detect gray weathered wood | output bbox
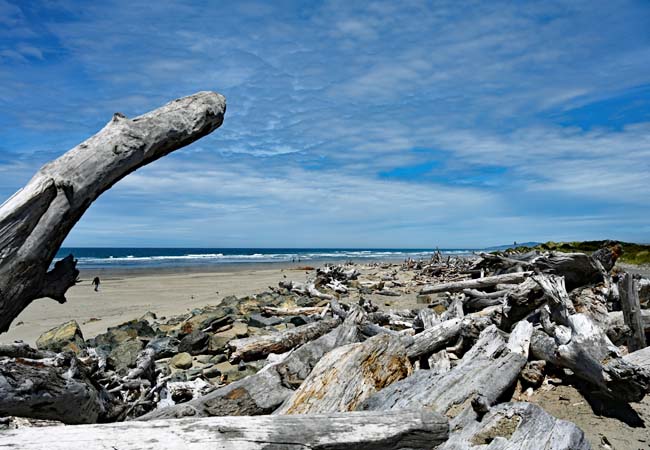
[360,322,532,415]
[0,342,54,359]
[530,274,650,402]
[139,310,365,420]
[275,333,412,414]
[228,317,340,363]
[531,315,650,402]
[624,346,650,371]
[439,402,590,450]
[0,355,106,424]
[0,409,449,450]
[406,318,462,359]
[420,272,531,295]
[0,92,226,333]
[618,272,647,351]
[608,310,650,333]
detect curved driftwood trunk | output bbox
[0,91,226,333]
[0,409,449,450]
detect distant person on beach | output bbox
[92,276,101,292]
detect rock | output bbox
[208,322,249,353]
[179,331,210,355]
[139,311,157,325]
[90,319,154,349]
[289,315,311,326]
[195,355,214,364]
[416,294,431,304]
[186,368,204,380]
[248,313,284,328]
[107,338,144,373]
[36,320,85,353]
[170,352,193,370]
[214,361,258,383]
[181,308,232,334]
[89,328,132,348]
[210,354,227,364]
[237,297,266,315]
[520,360,546,388]
[202,365,221,379]
[113,319,156,338]
[146,336,180,358]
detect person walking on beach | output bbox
[92,276,101,292]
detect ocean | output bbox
[55,248,482,270]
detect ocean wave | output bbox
[64,248,479,268]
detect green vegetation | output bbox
[503,240,650,265]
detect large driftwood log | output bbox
[275,333,412,414]
[0,92,226,333]
[439,402,590,450]
[406,318,462,359]
[227,317,339,363]
[0,409,449,450]
[359,322,532,415]
[0,355,106,424]
[139,309,366,420]
[420,272,531,295]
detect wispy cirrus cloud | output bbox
[0,0,649,246]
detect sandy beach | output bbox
[2,257,650,448]
[2,264,312,346]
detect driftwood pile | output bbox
[2,243,650,448]
[1,93,649,448]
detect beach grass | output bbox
[502,240,650,265]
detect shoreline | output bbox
[4,258,418,346]
[6,258,649,347]
[3,264,318,346]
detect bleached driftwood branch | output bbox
[0,409,449,450]
[0,91,226,333]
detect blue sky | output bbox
[1,0,649,248]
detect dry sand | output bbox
[2,264,310,346]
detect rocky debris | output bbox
[2,246,649,449]
[178,330,210,355]
[107,338,144,374]
[35,320,85,353]
[170,352,193,370]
